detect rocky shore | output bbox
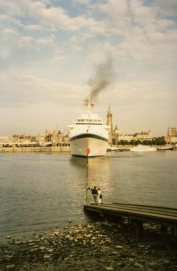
[0,221,177,271]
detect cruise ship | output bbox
[67,94,110,158]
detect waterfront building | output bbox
[117,134,134,142]
[167,127,177,137]
[106,106,152,144]
[44,129,69,146]
[117,131,152,143]
[133,131,152,141]
[12,135,19,143]
[0,136,9,143]
[163,136,177,144]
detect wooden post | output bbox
[161,225,168,235]
[135,221,143,236]
[86,156,89,205]
[85,148,90,205]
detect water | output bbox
[0,151,177,240]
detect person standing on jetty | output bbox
[87,186,98,204]
[97,188,102,205]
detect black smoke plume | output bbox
[85,57,115,102]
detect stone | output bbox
[149,262,158,267]
[47,249,53,253]
[163,260,170,264]
[6,236,11,239]
[134,262,144,269]
[14,241,21,245]
[116,246,123,249]
[6,265,15,270]
[39,246,46,250]
[44,255,50,259]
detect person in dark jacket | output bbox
[87,186,98,204]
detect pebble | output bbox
[39,246,46,250]
[134,262,144,268]
[47,249,53,253]
[14,241,21,245]
[44,255,50,259]
[6,265,15,270]
[28,243,35,246]
[149,262,158,266]
[0,222,176,271]
[164,260,170,264]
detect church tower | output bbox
[107,105,113,144]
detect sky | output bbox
[0,0,177,138]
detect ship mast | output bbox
[87,92,94,118]
[83,92,95,118]
[88,92,91,117]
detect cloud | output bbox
[18,36,33,47]
[3,28,19,35]
[156,0,177,17]
[25,25,43,30]
[36,34,55,44]
[72,0,90,4]
[0,14,23,27]
[0,0,108,34]
[0,71,84,108]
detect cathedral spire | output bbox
[108,104,112,114]
[107,105,113,144]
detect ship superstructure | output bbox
[67,95,110,157]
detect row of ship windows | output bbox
[75,123,102,125]
[77,120,101,122]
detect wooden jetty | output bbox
[84,203,177,236]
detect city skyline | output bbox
[1,0,177,137]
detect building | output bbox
[167,127,177,137]
[133,131,152,141]
[163,136,177,144]
[106,105,152,144]
[0,136,9,143]
[117,131,152,143]
[44,129,69,146]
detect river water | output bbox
[0,151,177,240]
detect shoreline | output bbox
[0,220,177,271]
[0,145,176,153]
[0,146,71,153]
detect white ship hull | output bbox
[70,134,108,157]
[68,94,110,158]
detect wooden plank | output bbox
[101,204,177,217]
[84,204,177,226]
[112,203,177,215]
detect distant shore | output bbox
[0,146,71,153]
[0,145,176,153]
